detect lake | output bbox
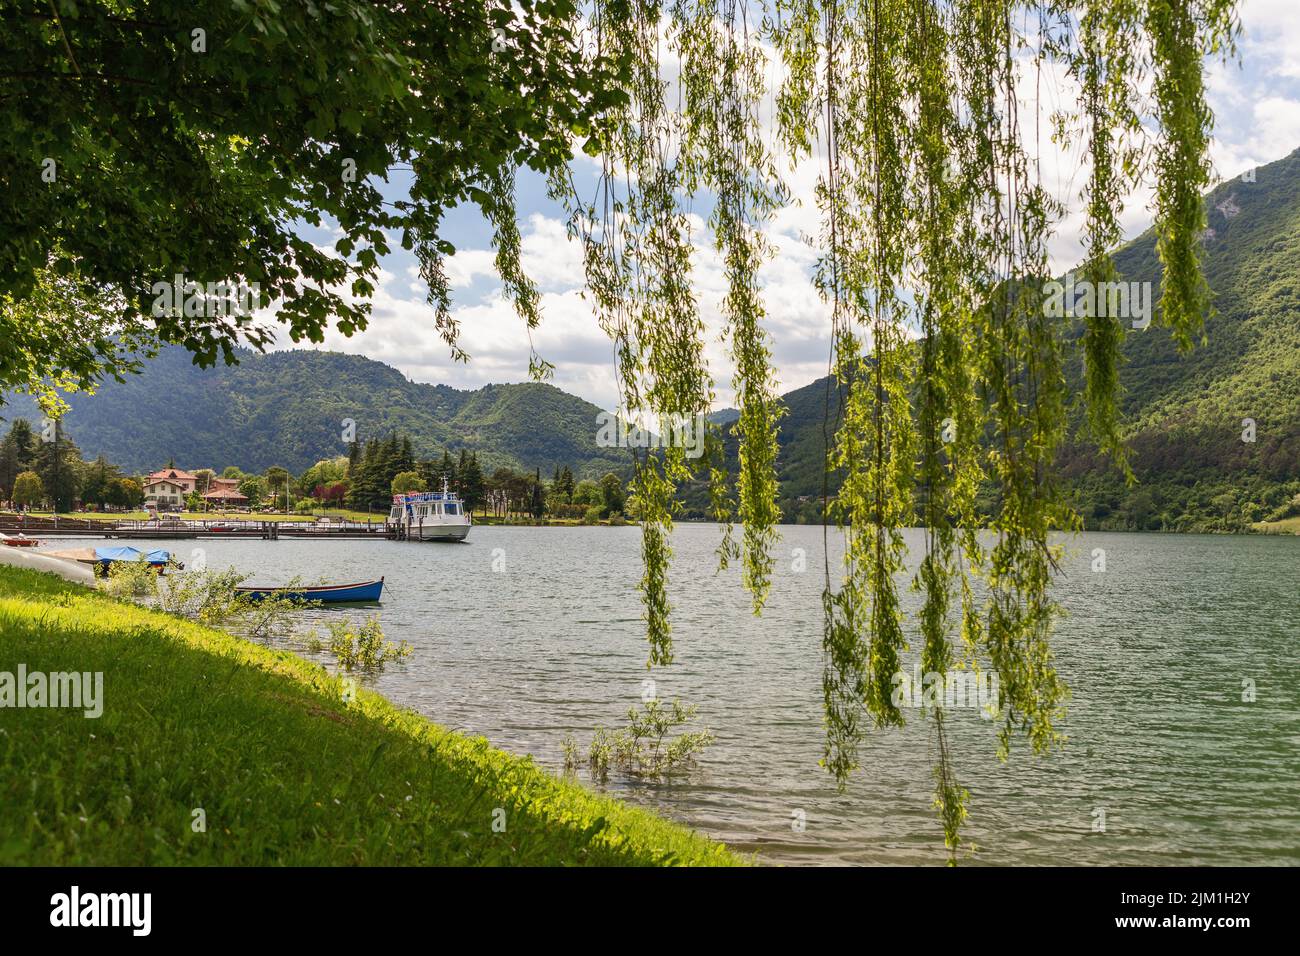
[41,525,1299,865]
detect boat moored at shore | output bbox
[387,480,471,542]
[235,578,384,603]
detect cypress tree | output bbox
[0,419,37,499]
[35,420,82,512]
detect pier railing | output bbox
[1,513,387,539]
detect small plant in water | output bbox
[327,615,412,672]
[582,699,714,784]
[587,729,613,783]
[561,735,581,776]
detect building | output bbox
[201,487,250,508]
[145,468,198,493]
[142,468,200,510]
[142,468,253,510]
[202,477,248,509]
[142,477,189,510]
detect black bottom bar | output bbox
[0,866,1287,942]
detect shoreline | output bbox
[0,564,738,866]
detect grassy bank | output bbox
[0,565,736,866]
[1253,516,1300,534]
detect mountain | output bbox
[0,347,630,479]
[5,150,1296,528]
[1056,148,1300,529]
[710,148,1300,531]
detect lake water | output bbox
[42,525,1299,866]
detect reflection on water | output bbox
[45,525,1300,865]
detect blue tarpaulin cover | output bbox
[94,546,170,564]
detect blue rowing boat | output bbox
[235,577,384,603]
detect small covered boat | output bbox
[93,546,175,574]
[235,577,384,603]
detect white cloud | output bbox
[281,0,1299,413]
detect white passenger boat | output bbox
[388,480,471,542]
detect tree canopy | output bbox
[1,0,623,399]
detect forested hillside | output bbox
[0,347,630,479]
[1059,147,1300,530]
[704,149,1300,532]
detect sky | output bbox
[270,0,1300,414]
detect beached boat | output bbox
[92,546,175,574]
[235,578,384,603]
[388,478,471,542]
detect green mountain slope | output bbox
[0,347,628,479]
[1058,148,1300,529]
[1063,147,1300,474]
[718,148,1300,530]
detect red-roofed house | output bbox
[143,468,198,509]
[145,468,198,492]
[201,486,250,507]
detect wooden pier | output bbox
[0,516,388,541]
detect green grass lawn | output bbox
[0,565,737,866]
[1252,516,1300,534]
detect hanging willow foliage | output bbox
[677,0,788,610]
[541,0,1236,858]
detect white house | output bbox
[143,468,197,510]
[142,478,188,510]
[145,468,198,493]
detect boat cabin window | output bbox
[400,499,461,520]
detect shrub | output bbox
[139,567,310,643]
[103,559,162,598]
[1266,493,1300,522]
[583,699,714,784]
[326,615,412,672]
